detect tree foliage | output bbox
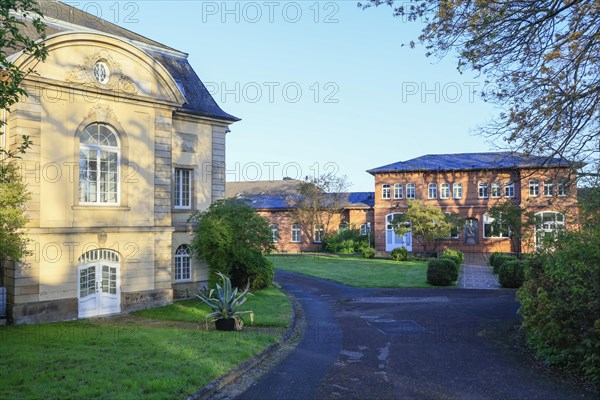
[487,200,535,257]
[392,200,460,253]
[0,162,29,285]
[189,199,275,290]
[1,0,47,158]
[286,173,350,243]
[360,0,599,169]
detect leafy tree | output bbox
[189,199,275,290]
[360,1,599,170]
[487,200,535,258]
[1,0,47,158]
[0,162,29,286]
[392,200,460,253]
[286,173,350,244]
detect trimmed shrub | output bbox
[498,259,524,288]
[440,256,460,281]
[427,258,458,286]
[390,247,409,261]
[492,254,517,274]
[443,248,464,264]
[488,252,504,268]
[361,247,375,259]
[230,249,274,291]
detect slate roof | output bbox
[367,152,571,174]
[6,1,239,122]
[238,192,375,210]
[225,179,304,198]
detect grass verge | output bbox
[0,287,291,399]
[270,253,433,287]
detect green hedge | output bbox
[322,228,371,254]
[442,248,464,264]
[498,259,524,288]
[491,254,517,274]
[390,247,409,261]
[427,258,458,286]
[440,256,460,281]
[362,247,375,259]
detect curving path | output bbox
[236,270,596,400]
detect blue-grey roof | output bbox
[239,192,375,210]
[367,152,571,174]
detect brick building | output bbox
[367,152,578,255]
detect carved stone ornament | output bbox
[176,133,197,153]
[87,103,120,125]
[66,49,138,95]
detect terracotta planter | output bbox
[215,318,242,331]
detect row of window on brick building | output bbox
[381,180,568,200]
[268,223,371,244]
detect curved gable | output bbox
[12,31,186,106]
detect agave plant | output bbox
[196,272,254,330]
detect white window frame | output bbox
[314,224,324,243]
[491,182,502,198]
[483,213,510,238]
[543,182,554,197]
[406,183,416,199]
[428,183,438,199]
[174,244,191,282]
[382,184,391,199]
[291,223,302,243]
[529,180,540,197]
[174,168,192,209]
[445,212,459,239]
[478,182,489,199]
[394,184,403,199]
[453,183,463,199]
[534,211,565,247]
[557,180,568,196]
[505,182,515,198]
[440,183,450,199]
[360,223,370,236]
[270,224,279,243]
[79,123,120,206]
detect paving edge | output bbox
[188,285,303,400]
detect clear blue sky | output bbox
[74,1,498,191]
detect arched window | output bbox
[79,123,120,205]
[174,245,191,281]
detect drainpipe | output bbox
[1,108,6,162]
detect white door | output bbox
[78,250,121,318]
[385,213,412,252]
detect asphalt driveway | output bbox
[238,270,596,400]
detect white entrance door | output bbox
[78,250,121,318]
[385,213,412,252]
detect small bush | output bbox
[361,247,375,259]
[442,248,464,264]
[492,254,517,274]
[440,256,460,281]
[427,258,458,286]
[498,259,525,288]
[390,247,409,261]
[488,252,503,268]
[230,249,274,291]
[323,228,371,254]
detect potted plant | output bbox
[196,272,254,331]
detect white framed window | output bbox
[428,183,438,199]
[174,169,192,209]
[360,223,370,235]
[535,211,565,247]
[291,223,302,243]
[491,182,502,198]
[314,224,324,243]
[505,182,515,198]
[440,183,450,199]
[338,223,349,232]
[394,184,403,199]
[406,183,416,199]
[483,213,510,238]
[529,180,540,197]
[543,182,554,197]
[445,212,459,238]
[557,180,568,196]
[382,184,391,199]
[453,183,463,199]
[478,182,489,199]
[174,244,191,281]
[270,224,279,243]
[79,123,120,205]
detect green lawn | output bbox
[271,254,433,287]
[0,287,290,399]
